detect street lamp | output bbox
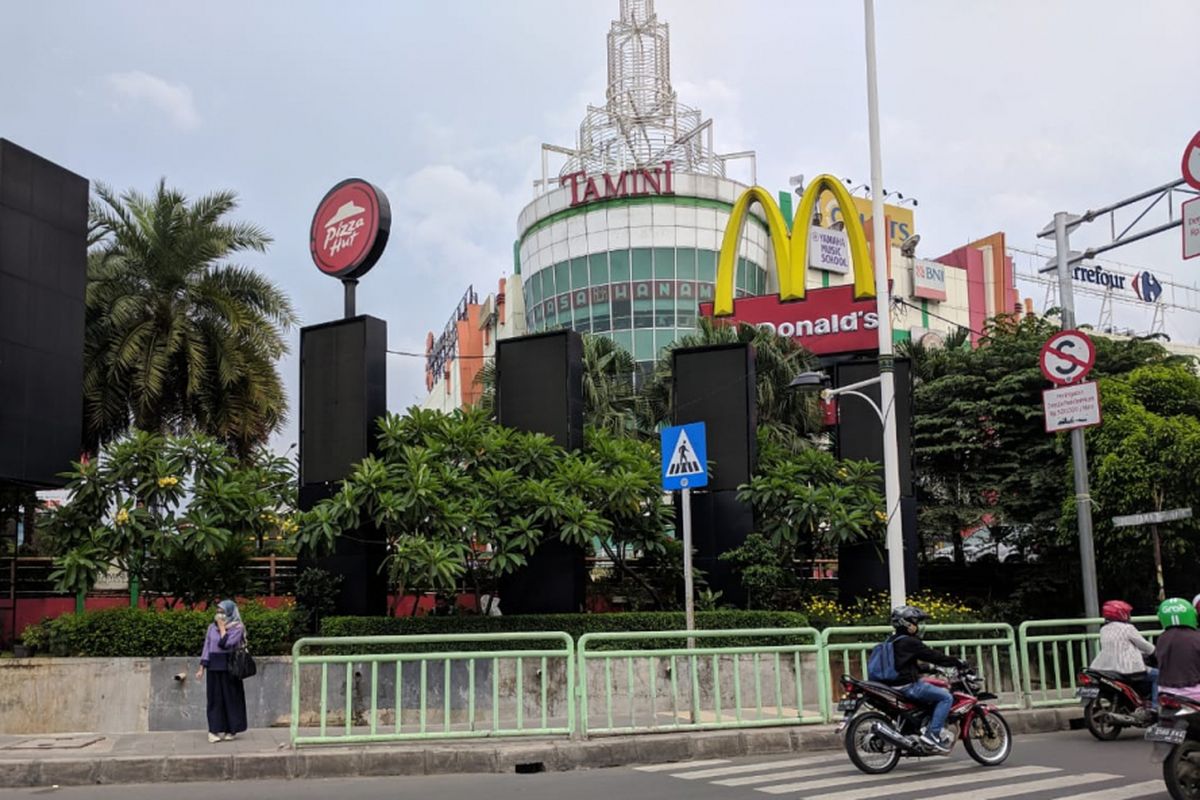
[789,371,886,425]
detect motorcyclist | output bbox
[1156,597,1200,702]
[885,605,967,753]
[1089,599,1158,709]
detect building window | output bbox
[632,248,653,281]
[677,247,696,280]
[697,249,717,283]
[589,252,609,285]
[610,249,631,281]
[571,257,589,291]
[653,247,675,280]
[554,261,569,297]
[612,329,633,358]
[634,329,655,361]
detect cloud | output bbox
[104,71,200,130]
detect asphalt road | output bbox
[1,729,1171,800]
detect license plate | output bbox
[1145,724,1187,745]
[837,699,858,712]
[1076,686,1100,700]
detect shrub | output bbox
[800,590,980,629]
[23,603,294,657]
[319,610,812,653]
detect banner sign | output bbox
[808,227,851,274]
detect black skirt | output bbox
[206,668,248,735]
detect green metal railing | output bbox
[290,632,575,746]
[820,623,1022,718]
[576,627,825,735]
[1018,616,1162,708]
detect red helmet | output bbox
[1102,600,1133,622]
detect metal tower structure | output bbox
[539,0,753,191]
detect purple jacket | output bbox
[200,623,245,671]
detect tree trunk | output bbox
[951,523,967,567]
[599,538,664,609]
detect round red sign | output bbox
[309,179,391,279]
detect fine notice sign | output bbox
[1043,381,1102,433]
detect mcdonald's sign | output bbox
[701,174,882,356]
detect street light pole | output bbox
[1052,212,1100,620]
[863,0,907,609]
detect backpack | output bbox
[867,634,900,682]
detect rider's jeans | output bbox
[1147,667,1160,709]
[902,680,953,737]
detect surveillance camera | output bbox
[174,672,187,682]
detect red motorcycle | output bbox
[1076,668,1156,740]
[836,665,1013,774]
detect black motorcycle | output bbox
[1146,691,1200,800]
[1076,668,1156,740]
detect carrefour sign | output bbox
[1073,263,1162,303]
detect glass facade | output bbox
[523,247,768,368]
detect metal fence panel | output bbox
[820,622,1022,718]
[290,632,574,746]
[576,628,825,736]
[1018,615,1161,708]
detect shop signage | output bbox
[704,174,878,356]
[559,161,674,207]
[309,178,391,279]
[808,227,851,273]
[911,258,947,302]
[1183,196,1200,261]
[700,285,879,356]
[820,193,915,248]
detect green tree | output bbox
[84,181,298,458]
[44,430,296,606]
[292,407,675,610]
[1084,364,1200,603]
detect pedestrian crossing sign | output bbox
[661,422,708,491]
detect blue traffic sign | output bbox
[661,422,708,491]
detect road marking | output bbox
[673,755,840,779]
[634,759,729,772]
[753,760,975,794]
[715,763,863,786]
[772,765,1058,799]
[1049,780,1167,800]
[921,772,1123,800]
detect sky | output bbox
[3,0,1197,451]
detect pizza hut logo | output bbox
[309,179,391,279]
[322,201,367,258]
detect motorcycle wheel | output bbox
[1163,740,1200,800]
[844,711,902,775]
[963,709,1013,766]
[1084,696,1123,741]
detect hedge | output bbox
[21,605,295,657]
[317,610,811,653]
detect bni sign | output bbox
[911,258,947,302]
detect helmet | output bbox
[1101,600,1133,622]
[1193,594,1200,613]
[890,605,929,634]
[1158,597,1198,630]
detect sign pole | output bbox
[682,486,695,648]
[1054,211,1100,619]
[343,279,358,319]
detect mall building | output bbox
[423,0,1018,411]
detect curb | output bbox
[2,708,1079,788]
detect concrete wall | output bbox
[0,653,828,735]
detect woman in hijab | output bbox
[195,599,249,742]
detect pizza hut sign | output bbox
[309,178,391,279]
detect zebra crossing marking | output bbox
[753,760,976,795]
[764,764,1058,798]
[920,772,1128,800]
[672,755,836,779]
[634,758,729,772]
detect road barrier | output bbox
[1018,615,1161,708]
[820,623,1022,718]
[287,617,1150,746]
[290,632,575,745]
[576,627,825,736]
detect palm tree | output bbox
[640,318,823,451]
[84,181,298,459]
[476,333,643,436]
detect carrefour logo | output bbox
[1071,263,1162,304]
[1132,271,1163,303]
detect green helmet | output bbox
[1158,597,1198,629]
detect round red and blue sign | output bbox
[309,179,391,279]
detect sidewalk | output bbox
[0,708,1078,788]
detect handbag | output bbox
[227,642,257,680]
